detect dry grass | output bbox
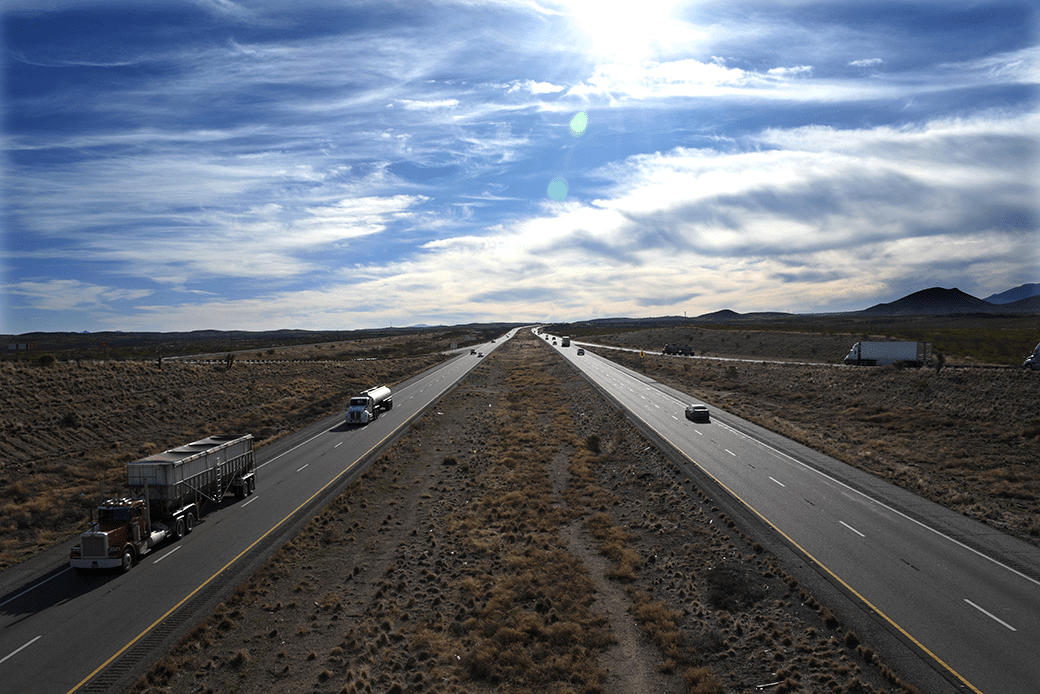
[599,342,1040,544]
[128,331,921,694]
[0,349,448,569]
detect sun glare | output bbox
[565,0,695,62]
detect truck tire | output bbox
[120,548,134,573]
[235,482,246,500]
[185,513,195,533]
[247,477,255,495]
[174,517,186,540]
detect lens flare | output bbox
[547,176,569,201]
[569,111,588,136]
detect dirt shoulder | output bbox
[136,331,917,694]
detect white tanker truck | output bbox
[346,385,393,424]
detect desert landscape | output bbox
[2,322,1038,693]
[129,329,921,694]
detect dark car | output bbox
[576,348,585,355]
[685,404,709,422]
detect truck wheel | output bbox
[120,548,134,573]
[185,513,195,533]
[174,518,186,540]
[247,477,255,495]
[235,483,246,500]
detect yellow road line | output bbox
[650,416,984,694]
[67,426,398,694]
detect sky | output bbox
[2,0,1038,334]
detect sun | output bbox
[563,0,696,63]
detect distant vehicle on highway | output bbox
[470,349,477,354]
[663,344,693,355]
[1024,342,1040,370]
[576,348,585,355]
[477,352,484,357]
[685,404,710,422]
[843,341,926,367]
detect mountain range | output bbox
[859,284,1040,316]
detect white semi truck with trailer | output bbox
[346,385,393,424]
[1024,343,1040,371]
[843,341,928,367]
[70,434,255,572]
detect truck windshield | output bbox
[99,507,132,523]
[349,398,368,407]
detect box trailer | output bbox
[844,341,927,367]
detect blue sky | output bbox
[2,0,1037,333]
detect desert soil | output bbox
[589,326,1040,544]
[133,331,918,694]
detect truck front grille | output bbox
[82,534,109,558]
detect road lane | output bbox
[550,335,1040,694]
[0,331,517,694]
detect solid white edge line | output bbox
[769,476,786,487]
[696,402,1040,588]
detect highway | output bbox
[541,332,1040,694]
[0,331,515,694]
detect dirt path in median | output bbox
[136,331,918,694]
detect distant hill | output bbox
[984,283,1040,304]
[859,288,991,315]
[859,287,1040,316]
[695,309,794,323]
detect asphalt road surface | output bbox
[544,333,1040,694]
[0,331,515,694]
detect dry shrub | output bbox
[632,592,686,662]
[683,666,724,694]
[584,512,642,580]
[705,561,766,612]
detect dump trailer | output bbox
[70,434,255,572]
[844,341,927,367]
[346,385,393,424]
[1024,343,1040,371]
[561,337,571,347]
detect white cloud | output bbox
[768,65,813,77]
[569,58,749,99]
[396,99,461,110]
[849,58,884,67]
[6,280,152,312]
[507,79,566,94]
